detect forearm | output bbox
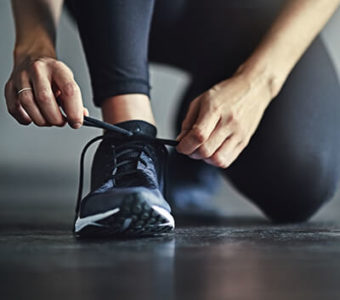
[11,0,64,62]
[237,0,340,98]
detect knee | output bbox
[264,188,334,224]
[255,153,339,223]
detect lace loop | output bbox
[109,140,150,182]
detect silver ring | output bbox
[16,87,32,95]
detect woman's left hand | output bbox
[175,66,275,168]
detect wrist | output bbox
[14,38,56,66]
[234,56,286,99]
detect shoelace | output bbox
[75,116,179,214]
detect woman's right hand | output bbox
[5,55,87,128]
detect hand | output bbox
[5,55,87,128]
[175,67,273,168]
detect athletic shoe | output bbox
[166,148,224,218]
[73,120,175,238]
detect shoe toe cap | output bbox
[79,186,170,218]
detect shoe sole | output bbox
[73,195,175,238]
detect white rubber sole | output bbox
[74,202,174,237]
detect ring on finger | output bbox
[16,87,32,96]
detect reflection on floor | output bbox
[1,194,340,300]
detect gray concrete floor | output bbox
[1,168,340,300]
[1,195,340,300]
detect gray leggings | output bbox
[68,0,340,222]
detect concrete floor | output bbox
[1,188,340,300]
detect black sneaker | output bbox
[73,119,175,238]
[166,149,224,218]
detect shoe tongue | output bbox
[113,120,157,138]
[104,120,157,187]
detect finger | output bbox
[189,118,233,159]
[16,106,33,125]
[30,64,65,126]
[176,99,220,155]
[19,88,49,126]
[220,141,244,169]
[83,107,89,116]
[15,73,49,126]
[52,62,83,129]
[204,134,240,168]
[5,80,32,125]
[176,129,188,142]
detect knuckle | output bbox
[53,60,64,68]
[206,99,220,113]
[30,60,45,74]
[34,119,48,126]
[221,162,230,169]
[191,126,208,143]
[227,112,235,124]
[198,145,212,158]
[18,119,31,126]
[62,82,78,97]
[212,154,226,168]
[206,87,218,98]
[206,89,214,98]
[36,89,52,104]
[210,84,221,93]
[68,113,82,124]
[54,60,74,76]
[51,117,65,127]
[53,60,68,71]
[209,104,220,113]
[55,120,66,127]
[227,112,240,126]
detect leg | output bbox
[66,0,178,237]
[150,0,340,221]
[69,0,156,125]
[150,0,289,213]
[223,37,340,222]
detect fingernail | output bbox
[72,122,82,129]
